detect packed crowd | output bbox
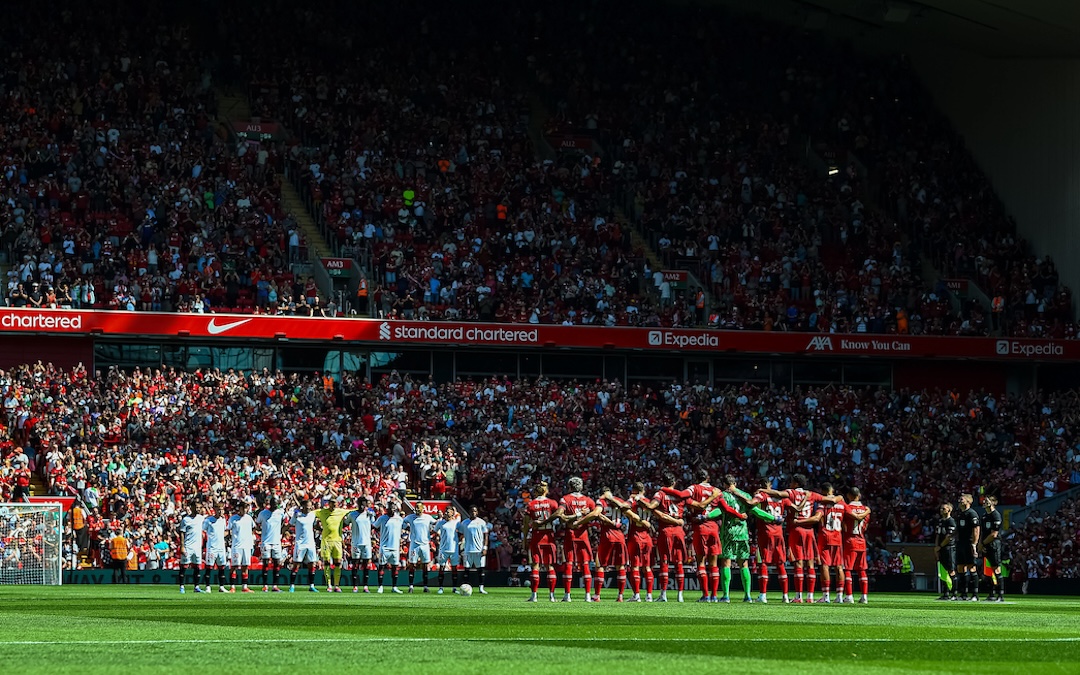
[2,0,1072,337]
[1007,496,1080,581]
[2,361,1078,572]
[0,2,331,317]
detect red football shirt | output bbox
[525,497,559,532]
[817,499,846,546]
[559,493,596,541]
[652,490,686,528]
[787,488,823,529]
[843,503,871,552]
[753,491,789,539]
[594,498,624,533]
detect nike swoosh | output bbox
[207,318,253,335]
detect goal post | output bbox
[0,502,64,585]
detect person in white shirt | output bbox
[256,497,289,592]
[434,506,462,594]
[177,501,205,594]
[228,501,256,593]
[373,503,405,594]
[459,506,492,595]
[402,503,437,593]
[289,499,319,592]
[345,497,375,592]
[201,503,229,593]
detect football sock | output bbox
[229,568,236,586]
[583,570,592,596]
[531,568,540,593]
[740,567,752,596]
[822,571,830,596]
[178,565,186,587]
[758,563,769,594]
[307,564,316,586]
[479,569,486,588]
[721,566,732,596]
[645,568,654,595]
[675,565,684,591]
[242,571,249,587]
[333,566,342,587]
[631,569,642,595]
[218,567,226,587]
[807,570,816,597]
[845,577,853,597]
[617,570,627,596]
[547,569,557,593]
[563,563,573,594]
[391,565,399,587]
[794,568,804,594]
[710,567,721,596]
[971,573,979,597]
[439,569,446,588]
[859,572,868,597]
[779,570,788,595]
[659,563,669,594]
[697,565,708,597]
[272,564,280,587]
[450,569,457,587]
[957,572,967,596]
[594,569,604,596]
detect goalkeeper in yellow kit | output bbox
[315,495,352,592]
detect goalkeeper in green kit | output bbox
[705,475,777,603]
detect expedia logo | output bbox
[998,340,1064,357]
[646,330,718,348]
[806,336,833,351]
[379,322,391,340]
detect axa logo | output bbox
[806,336,834,351]
[206,318,252,335]
[379,322,391,340]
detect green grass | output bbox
[0,586,1077,674]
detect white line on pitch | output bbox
[1,637,1078,646]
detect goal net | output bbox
[0,503,63,585]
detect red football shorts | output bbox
[656,527,686,564]
[788,528,818,562]
[844,548,868,572]
[756,534,787,565]
[562,535,593,565]
[819,542,844,568]
[529,531,557,566]
[597,531,628,568]
[692,523,722,559]
[628,531,654,568]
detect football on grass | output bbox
[459,583,473,596]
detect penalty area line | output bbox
[1,637,1079,646]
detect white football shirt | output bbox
[459,517,492,554]
[346,509,373,547]
[228,513,255,550]
[256,508,287,546]
[434,518,461,554]
[292,510,317,547]
[203,516,227,552]
[403,513,436,549]
[373,514,403,551]
[179,513,205,552]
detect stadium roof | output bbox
[713,0,1080,58]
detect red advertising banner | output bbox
[320,257,353,277]
[231,120,284,141]
[26,496,76,512]
[0,308,1075,361]
[943,278,970,294]
[409,499,453,516]
[546,134,595,151]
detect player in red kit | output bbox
[842,487,872,604]
[753,478,790,603]
[685,469,723,602]
[813,483,847,603]
[592,488,631,602]
[762,473,840,603]
[551,476,599,602]
[622,482,657,602]
[643,471,689,602]
[522,480,560,602]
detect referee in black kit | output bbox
[979,494,1005,602]
[934,502,957,600]
[955,493,981,601]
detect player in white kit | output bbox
[177,500,205,594]
[459,506,492,595]
[373,502,405,594]
[228,500,256,593]
[289,498,319,592]
[256,496,289,592]
[202,503,229,593]
[403,503,437,593]
[434,505,462,594]
[345,497,374,592]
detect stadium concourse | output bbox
[2,1,1077,341]
[0,362,1078,588]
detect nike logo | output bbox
[207,318,253,335]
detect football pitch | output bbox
[0,587,1077,674]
